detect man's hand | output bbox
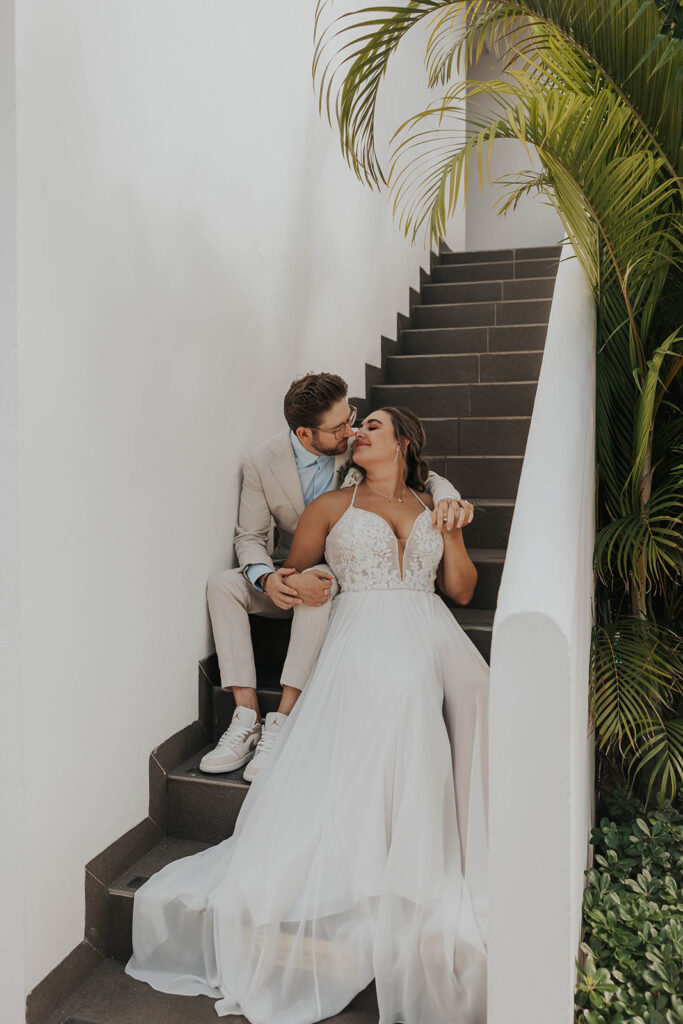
[432,497,474,532]
[262,568,303,610]
[285,570,334,607]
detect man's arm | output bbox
[424,469,460,503]
[234,454,275,578]
[424,471,475,532]
[245,562,273,591]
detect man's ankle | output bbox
[230,685,260,716]
[277,684,301,716]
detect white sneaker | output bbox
[199,706,262,774]
[242,712,287,782]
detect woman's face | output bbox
[352,409,402,469]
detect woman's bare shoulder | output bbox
[304,488,354,521]
[413,488,434,510]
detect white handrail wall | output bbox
[488,242,597,1023]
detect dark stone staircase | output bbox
[45,245,559,1024]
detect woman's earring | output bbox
[394,447,400,463]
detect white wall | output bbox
[1,1,26,1021]
[12,0,452,998]
[466,47,563,251]
[488,246,596,1023]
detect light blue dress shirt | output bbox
[245,431,337,589]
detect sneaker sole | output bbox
[199,751,254,774]
[242,762,259,782]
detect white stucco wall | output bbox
[466,47,563,250]
[10,0,457,1000]
[488,246,596,1022]
[1,1,26,1021]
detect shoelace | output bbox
[215,722,257,751]
[252,726,279,759]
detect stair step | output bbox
[45,957,379,1023]
[385,351,543,384]
[440,455,523,498]
[413,297,551,329]
[423,416,531,456]
[166,750,250,844]
[461,549,505,610]
[400,327,489,354]
[438,244,560,265]
[399,324,548,355]
[421,277,555,305]
[432,260,515,283]
[440,247,514,264]
[464,498,514,548]
[374,382,538,418]
[514,255,561,278]
[421,280,503,304]
[489,324,548,351]
[106,837,210,961]
[431,255,559,283]
[450,606,494,661]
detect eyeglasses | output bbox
[314,405,358,440]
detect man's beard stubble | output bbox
[310,433,350,458]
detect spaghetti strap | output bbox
[409,487,429,511]
[350,484,359,507]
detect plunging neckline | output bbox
[327,502,432,580]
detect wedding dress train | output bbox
[126,487,489,1023]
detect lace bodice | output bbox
[324,488,444,593]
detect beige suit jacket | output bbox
[234,430,460,579]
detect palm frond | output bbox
[590,619,682,752]
[629,331,683,508]
[594,491,683,595]
[630,716,683,804]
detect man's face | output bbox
[297,398,356,457]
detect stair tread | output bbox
[109,837,210,897]
[378,381,539,388]
[424,275,556,288]
[418,297,550,309]
[471,497,515,507]
[450,606,495,627]
[389,350,544,357]
[45,958,379,1024]
[423,414,531,421]
[401,325,548,332]
[168,749,251,788]
[468,548,506,562]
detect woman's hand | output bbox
[285,570,334,607]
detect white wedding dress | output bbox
[126,487,490,1023]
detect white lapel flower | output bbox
[338,463,364,489]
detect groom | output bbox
[202,372,465,780]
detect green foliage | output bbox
[576,790,683,1022]
[314,0,683,804]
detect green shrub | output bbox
[575,790,683,1022]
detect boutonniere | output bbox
[337,462,364,489]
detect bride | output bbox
[126,406,489,1024]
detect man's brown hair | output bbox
[283,373,348,432]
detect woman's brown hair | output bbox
[380,406,430,490]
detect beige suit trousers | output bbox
[207,565,339,692]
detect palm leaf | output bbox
[590,619,682,752]
[630,716,683,804]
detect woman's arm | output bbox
[284,494,338,572]
[437,528,478,605]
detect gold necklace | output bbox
[364,480,406,503]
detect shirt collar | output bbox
[290,430,334,468]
